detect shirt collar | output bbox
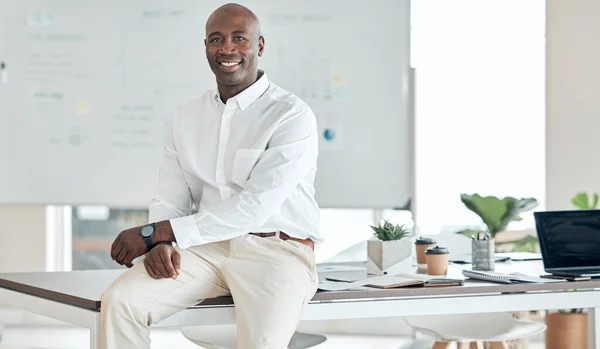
[213,70,270,111]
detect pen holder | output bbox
[472,238,495,271]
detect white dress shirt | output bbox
[147,71,322,249]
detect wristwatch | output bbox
[140,223,155,251]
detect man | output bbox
[101,3,321,349]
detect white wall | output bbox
[546,0,600,209]
[0,205,47,272]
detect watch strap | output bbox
[143,235,154,251]
[142,223,155,251]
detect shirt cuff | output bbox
[169,215,202,249]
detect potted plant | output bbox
[458,194,539,349]
[457,194,539,251]
[545,309,588,349]
[572,191,599,210]
[367,220,413,275]
[544,191,598,349]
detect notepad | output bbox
[319,275,424,291]
[462,270,565,284]
[319,274,466,291]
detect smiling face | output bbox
[205,4,264,95]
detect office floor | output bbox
[0,325,546,349]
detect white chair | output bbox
[180,325,327,349]
[406,234,546,348]
[404,312,547,349]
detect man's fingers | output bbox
[116,249,128,265]
[111,239,121,260]
[144,259,159,279]
[139,245,181,280]
[172,250,181,275]
[110,236,118,252]
[154,253,170,278]
[144,259,162,280]
[123,254,135,268]
[160,250,177,278]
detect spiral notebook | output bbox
[462,270,565,284]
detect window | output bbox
[71,206,147,270]
[411,0,546,235]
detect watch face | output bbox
[141,224,154,237]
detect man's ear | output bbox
[258,36,265,57]
[204,38,207,47]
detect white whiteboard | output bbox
[0,0,412,208]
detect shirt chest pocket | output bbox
[232,149,264,187]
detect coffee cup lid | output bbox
[425,245,449,255]
[415,237,436,245]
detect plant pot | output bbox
[545,312,588,349]
[367,239,413,275]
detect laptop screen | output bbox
[534,210,600,271]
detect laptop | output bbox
[534,209,600,277]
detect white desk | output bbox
[1,262,600,349]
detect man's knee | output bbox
[101,277,147,324]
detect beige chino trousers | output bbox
[100,234,318,349]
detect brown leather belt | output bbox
[249,232,314,251]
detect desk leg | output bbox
[589,307,600,349]
[90,312,101,349]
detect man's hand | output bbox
[110,226,148,268]
[143,242,181,279]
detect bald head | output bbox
[204,3,265,100]
[206,3,261,36]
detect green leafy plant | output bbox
[571,192,599,209]
[459,194,539,238]
[511,235,539,253]
[370,220,411,241]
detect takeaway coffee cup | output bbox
[415,237,437,265]
[425,246,450,275]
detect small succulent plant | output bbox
[369,220,411,241]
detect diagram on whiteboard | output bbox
[262,12,350,151]
[25,30,95,146]
[111,88,181,150]
[27,89,93,146]
[3,0,412,208]
[118,9,208,88]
